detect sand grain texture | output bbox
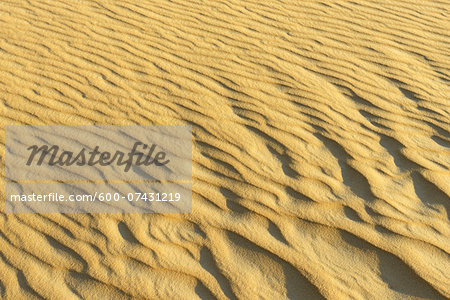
[0,0,449,299]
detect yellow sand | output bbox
[0,0,449,299]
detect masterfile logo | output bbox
[26,142,170,172]
[5,125,192,213]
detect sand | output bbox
[0,0,449,299]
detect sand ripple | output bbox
[0,0,449,299]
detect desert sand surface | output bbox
[0,0,449,299]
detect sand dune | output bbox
[0,0,449,299]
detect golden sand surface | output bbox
[0,0,449,299]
